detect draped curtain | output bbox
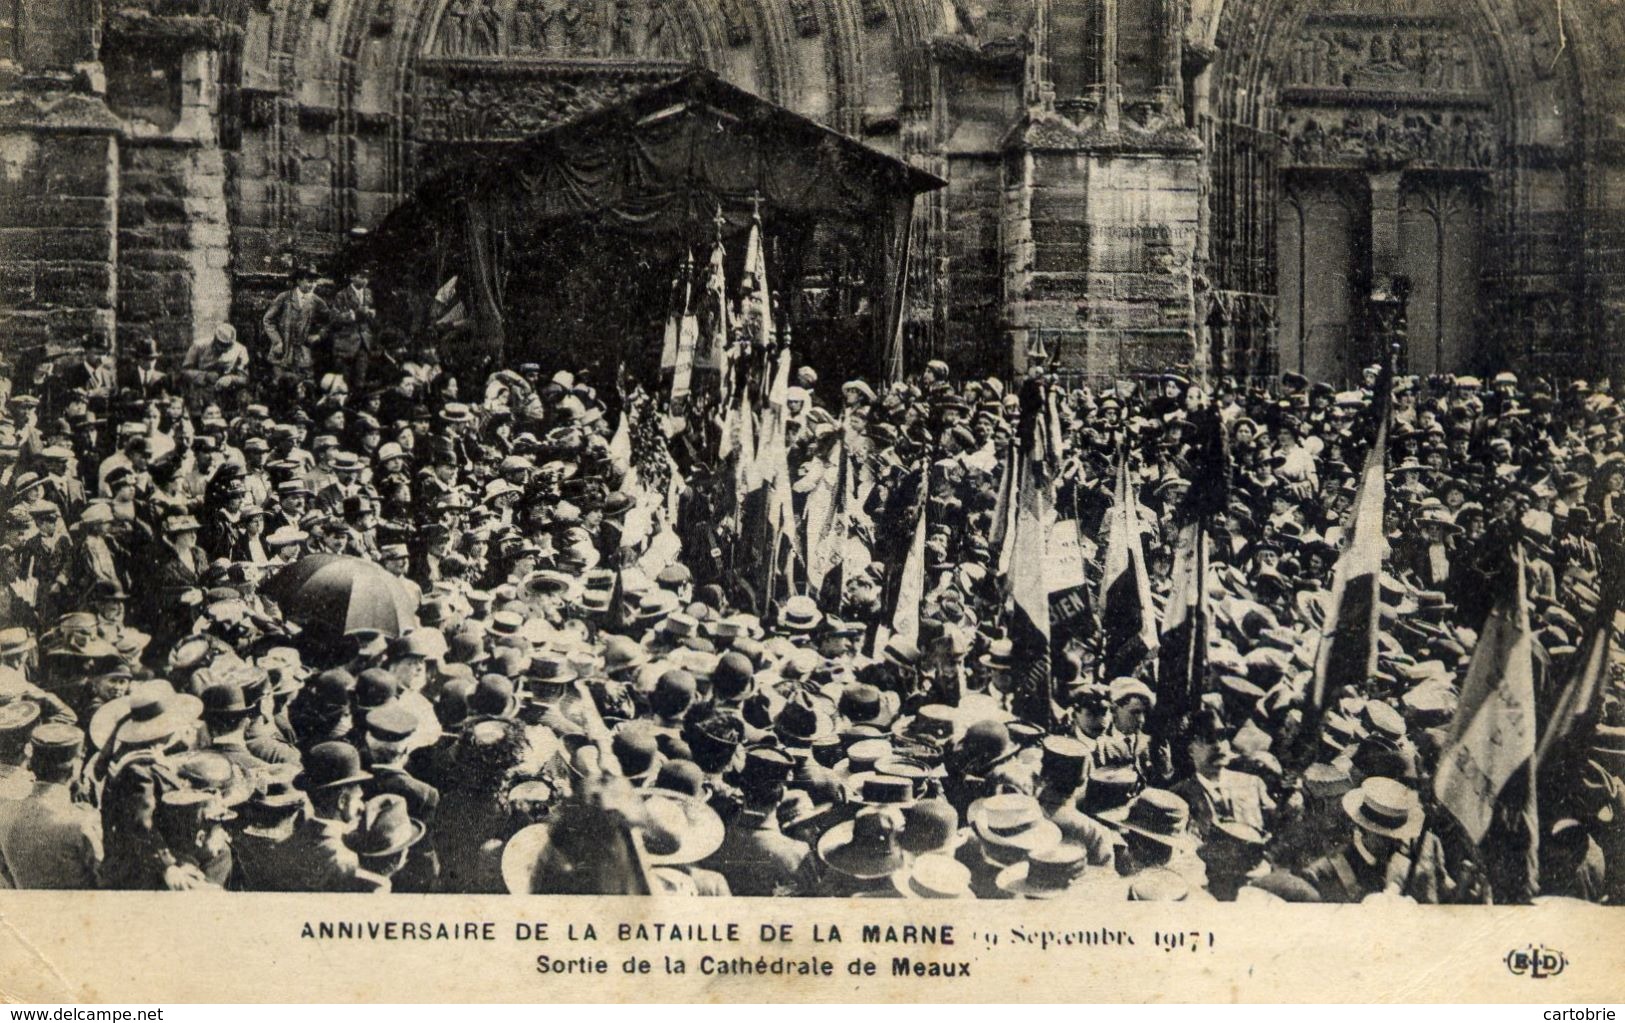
[463,197,508,362]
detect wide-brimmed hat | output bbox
[995,843,1089,899]
[817,807,906,880]
[89,680,203,750]
[777,595,823,633]
[637,790,725,866]
[774,692,837,747]
[1101,788,1195,851]
[891,853,973,899]
[1341,777,1424,840]
[968,793,1062,859]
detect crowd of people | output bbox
[0,289,1621,903]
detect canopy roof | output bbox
[376,70,944,243]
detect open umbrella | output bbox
[263,554,419,637]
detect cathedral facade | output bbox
[2,0,1623,383]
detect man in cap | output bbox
[701,747,815,896]
[361,704,440,892]
[0,724,102,888]
[0,701,38,805]
[262,265,328,392]
[1094,677,1156,779]
[180,324,252,406]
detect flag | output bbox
[891,498,927,646]
[1155,403,1228,730]
[430,276,467,329]
[664,253,700,411]
[757,348,800,600]
[1435,549,1538,844]
[659,252,692,373]
[989,439,1018,582]
[693,236,728,396]
[1097,455,1159,681]
[738,211,774,352]
[1435,549,1540,900]
[1155,521,1209,729]
[1306,417,1386,718]
[608,411,634,485]
[1008,376,1057,727]
[805,433,850,599]
[1536,590,1619,768]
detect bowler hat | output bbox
[296,741,373,792]
[345,793,426,859]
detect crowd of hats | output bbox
[0,346,1621,902]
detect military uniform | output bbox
[0,780,103,888]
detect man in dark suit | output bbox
[361,705,439,892]
[47,334,116,421]
[279,741,373,892]
[326,268,377,391]
[700,748,814,896]
[118,336,169,403]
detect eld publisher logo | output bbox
[1506,946,1567,979]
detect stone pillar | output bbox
[0,0,122,372]
[103,14,232,357]
[1096,0,1122,131]
[1368,170,1403,288]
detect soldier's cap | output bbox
[0,700,41,737]
[29,722,84,762]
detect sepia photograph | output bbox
[0,0,1623,1005]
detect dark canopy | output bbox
[384,69,943,238]
[367,70,943,384]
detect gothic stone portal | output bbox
[1273,3,1497,383]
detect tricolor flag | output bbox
[1008,376,1057,727]
[664,254,699,410]
[891,497,927,647]
[1156,402,1228,732]
[694,237,728,391]
[1536,585,1619,769]
[1097,455,1159,681]
[805,433,851,601]
[1306,416,1387,719]
[1435,549,1539,898]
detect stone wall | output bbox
[0,121,119,371]
[117,140,232,355]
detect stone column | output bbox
[1094,0,1121,131]
[1368,170,1404,288]
[0,0,122,370]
